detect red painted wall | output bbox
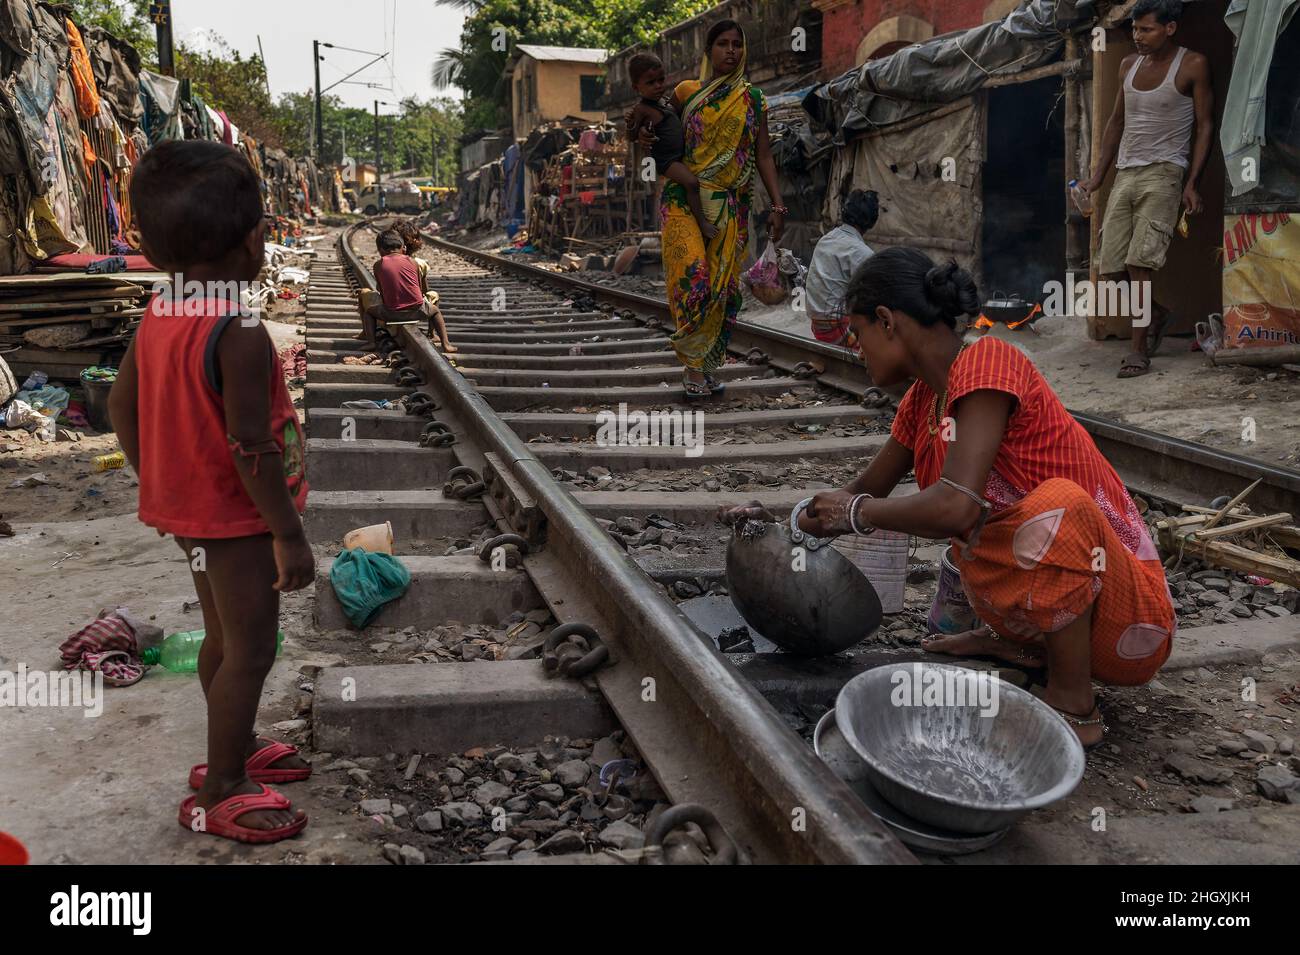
[820,0,992,78]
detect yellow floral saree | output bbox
[661,54,767,371]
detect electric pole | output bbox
[313,40,324,160]
[374,100,383,208]
[151,2,175,77]
[431,114,438,186]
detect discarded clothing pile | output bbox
[58,608,162,687]
[279,342,307,380]
[0,0,340,284]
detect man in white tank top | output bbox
[1079,0,1214,378]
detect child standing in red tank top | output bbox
[109,140,314,844]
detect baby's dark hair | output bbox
[377,229,405,254]
[394,219,423,254]
[1132,0,1182,24]
[129,140,262,270]
[844,247,979,330]
[842,189,879,232]
[628,52,663,85]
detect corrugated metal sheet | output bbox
[514,45,608,64]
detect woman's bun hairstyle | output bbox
[922,261,980,324]
[843,246,980,330]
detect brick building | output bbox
[812,0,1021,76]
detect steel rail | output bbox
[338,223,916,865]
[427,235,1300,518]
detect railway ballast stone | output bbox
[440,802,484,825]
[1256,765,1300,802]
[554,760,591,788]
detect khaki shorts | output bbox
[359,288,436,325]
[1097,162,1184,274]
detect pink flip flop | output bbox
[178,784,307,844]
[188,739,311,790]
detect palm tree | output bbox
[430,47,467,90]
[429,0,486,91]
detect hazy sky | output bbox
[171,0,467,109]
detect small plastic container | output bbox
[927,546,983,635]
[0,831,29,865]
[343,521,394,554]
[80,367,117,433]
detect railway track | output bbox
[300,218,1299,865]
[302,220,913,865]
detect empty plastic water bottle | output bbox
[142,629,284,672]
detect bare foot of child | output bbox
[441,341,458,353]
[699,221,718,241]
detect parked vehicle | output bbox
[356,182,424,216]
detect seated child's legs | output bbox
[426,304,456,352]
[188,533,302,831]
[362,304,385,347]
[662,160,717,241]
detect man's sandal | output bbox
[178,784,307,844]
[188,739,311,790]
[1117,352,1150,378]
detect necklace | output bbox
[928,342,970,436]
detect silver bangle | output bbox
[849,493,875,535]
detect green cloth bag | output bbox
[329,548,412,628]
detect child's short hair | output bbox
[129,140,262,270]
[628,52,663,85]
[377,229,405,254]
[394,219,423,254]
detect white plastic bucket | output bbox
[832,529,909,614]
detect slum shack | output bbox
[0,0,332,385]
[524,120,639,255]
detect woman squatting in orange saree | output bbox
[727,247,1176,748]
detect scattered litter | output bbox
[742,240,786,305]
[9,472,48,488]
[58,610,150,687]
[329,548,412,628]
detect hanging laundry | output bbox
[65,18,101,120]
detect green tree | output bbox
[431,0,604,130]
[67,0,156,62]
[597,0,715,49]
[175,32,279,144]
[431,0,714,131]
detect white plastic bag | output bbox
[743,240,786,305]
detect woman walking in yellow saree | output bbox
[658,20,787,397]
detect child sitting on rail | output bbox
[109,140,313,844]
[394,220,456,353]
[361,229,456,352]
[625,52,717,241]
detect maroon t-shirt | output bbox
[373,253,423,310]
